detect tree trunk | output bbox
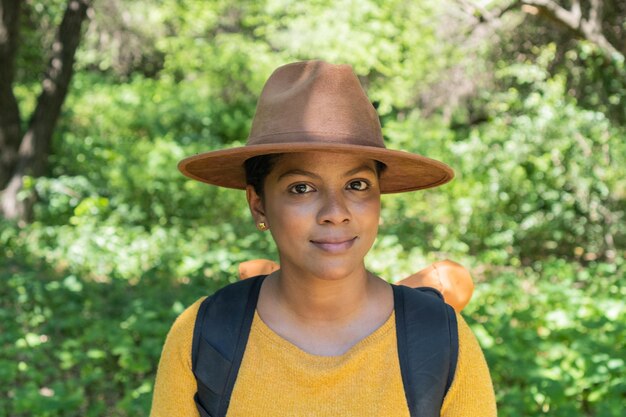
[0,0,23,189]
[0,0,91,222]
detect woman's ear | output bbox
[246,185,266,225]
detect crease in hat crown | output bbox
[177,60,455,193]
[246,60,384,148]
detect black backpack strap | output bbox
[191,275,266,417]
[393,284,459,417]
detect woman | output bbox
[150,61,496,416]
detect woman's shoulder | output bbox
[454,312,484,352]
[172,277,264,336]
[176,296,207,324]
[165,296,207,342]
[151,297,208,416]
[454,312,487,365]
[441,312,496,417]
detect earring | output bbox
[257,222,268,231]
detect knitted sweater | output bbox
[150,297,497,416]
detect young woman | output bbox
[150,61,496,417]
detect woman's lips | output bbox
[310,237,357,253]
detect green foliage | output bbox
[563,42,626,125]
[382,64,625,266]
[3,1,625,416]
[466,258,626,416]
[14,0,68,84]
[0,257,224,417]
[447,49,625,264]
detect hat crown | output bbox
[248,61,384,148]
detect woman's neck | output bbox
[256,266,394,356]
[258,263,391,325]
[277,268,370,323]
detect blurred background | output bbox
[1,0,624,415]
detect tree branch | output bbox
[0,0,23,188]
[457,0,622,58]
[522,0,582,30]
[521,0,621,57]
[455,0,522,25]
[17,0,91,178]
[588,0,602,27]
[571,0,582,23]
[1,0,91,220]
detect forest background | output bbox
[1,0,624,416]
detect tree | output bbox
[456,0,623,58]
[442,0,626,127]
[0,0,91,222]
[519,0,622,57]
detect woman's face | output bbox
[247,151,381,281]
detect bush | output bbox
[1,257,225,417]
[466,257,625,416]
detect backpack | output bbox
[191,275,458,417]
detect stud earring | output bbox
[258,222,268,231]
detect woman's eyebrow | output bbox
[343,164,377,177]
[277,164,376,181]
[277,169,321,181]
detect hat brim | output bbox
[178,143,454,194]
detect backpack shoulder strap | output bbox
[191,275,265,417]
[392,284,459,417]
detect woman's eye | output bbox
[289,183,314,194]
[347,180,370,191]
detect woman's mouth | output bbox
[310,237,357,253]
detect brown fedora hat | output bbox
[178,60,454,193]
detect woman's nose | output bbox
[317,190,351,225]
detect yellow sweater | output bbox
[150,297,496,417]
